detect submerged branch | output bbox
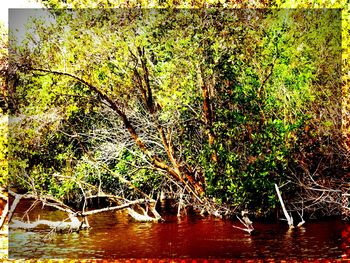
[233,211,254,234]
[80,199,150,216]
[10,217,86,232]
[0,202,8,229]
[8,190,76,218]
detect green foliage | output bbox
[7,8,343,215]
[38,0,270,8]
[0,116,8,188]
[176,9,342,213]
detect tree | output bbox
[4,8,345,220]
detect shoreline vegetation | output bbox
[0,189,348,260]
[0,0,349,260]
[4,8,347,222]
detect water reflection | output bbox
[245,221,342,259]
[8,203,343,259]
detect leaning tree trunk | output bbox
[30,66,206,202]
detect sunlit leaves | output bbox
[39,0,270,8]
[0,116,8,188]
[6,8,343,215]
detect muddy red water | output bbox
[9,200,344,259]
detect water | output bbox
[8,201,344,259]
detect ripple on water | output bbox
[8,212,343,259]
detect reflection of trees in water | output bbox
[247,223,342,259]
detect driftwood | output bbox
[275,183,294,228]
[127,208,158,222]
[78,198,161,222]
[275,183,305,228]
[7,190,88,232]
[128,201,162,222]
[11,212,88,231]
[8,189,162,232]
[11,218,84,231]
[232,210,254,234]
[8,190,76,216]
[80,199,147,216]
[296,211,305,227]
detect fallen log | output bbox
[12,219,74,231]
[10,217,85,231]
[233,210,254,234]
[8,190,76,217]
[127,208,159,222]
[11,212,87,232]
[79,199,148,216]
[7,191,87,232]
[8,189,162,231]
[79,199,162,222]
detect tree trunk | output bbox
[197,64,218,163]
[30,66,206,202]
[275,184,294,228]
